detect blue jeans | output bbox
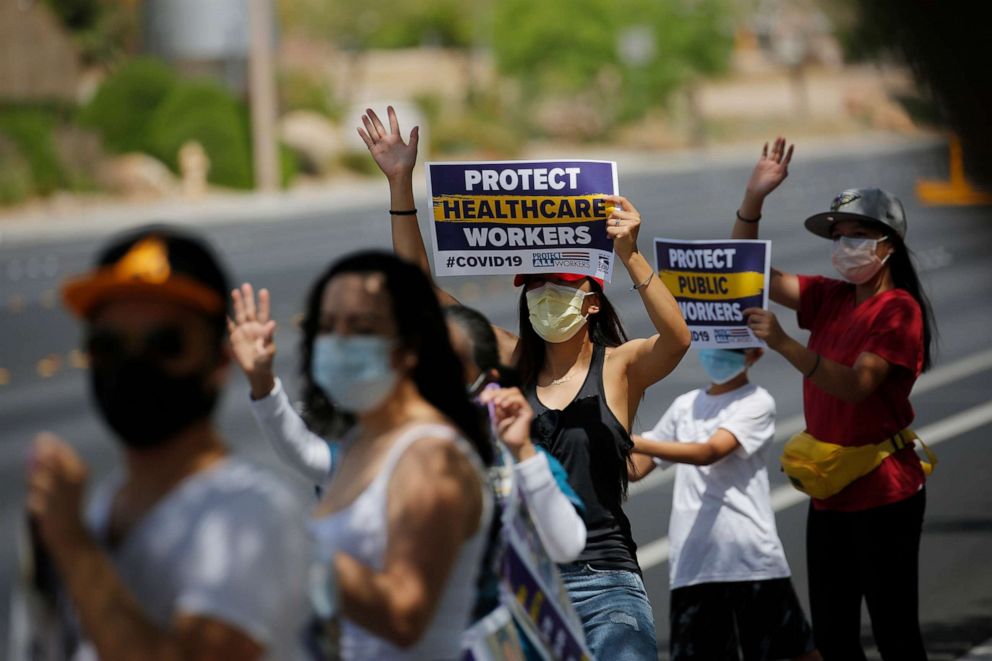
[559,564,659,660]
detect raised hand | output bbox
[228,283,277,400]
[478,387,537,462]
[745,137,794,201]
[604,195,642,264]
[357,106,419,181]
[27,433,89,553]
[743,307,788,351]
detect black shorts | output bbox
[669,578,815,661]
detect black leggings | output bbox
[806,488,927,661]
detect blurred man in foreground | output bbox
[22,225,308,660]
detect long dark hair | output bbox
[887,235,938,372]
[299,251,492,466]
[515,278,628,386]
[444,304,522,389]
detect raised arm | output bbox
[229,284,333,483]
[359,107,520,360]
[734,138,800,310]
[607,195,692,396]
[358,108,455,302]
[744,306,893,404]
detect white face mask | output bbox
[831,236,890,284]
[525,282,594,343]
[311,335,399,414]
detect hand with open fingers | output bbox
[27,432,89,552]
[228,283,277,398]
[604,195,641,263]
[745,137,795,200]
[478,387,536,462]
[357,106,419,180]
[743,307,788,351]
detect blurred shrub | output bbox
[0,135,34,204]
[279,0,475,49]
[492,0,735,138]
[416,88,525,157]
[44,0,140,65]
[280,144,301,188]
[55,125,105,192]
[79,58,178,154]
[0,108,67,195]
[337,150,381,176]
[279,69,340,119]
[146,81,254,190]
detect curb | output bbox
[0,131,943,248]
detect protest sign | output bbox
[462,606,526,661]
[654,238,771,349]
[427,160,618,280]
[500,486,592,661]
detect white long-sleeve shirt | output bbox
[248,378,586,562]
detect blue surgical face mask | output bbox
[311,335,398,414]
[698,349,747,385]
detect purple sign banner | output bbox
[427,160,619,280]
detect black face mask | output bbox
[89,356,219,449]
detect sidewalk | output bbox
[0,131,943,248]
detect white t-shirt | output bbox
[81,458,310,660]
[643,384,792,589]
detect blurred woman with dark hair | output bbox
[360,106,691,660]
[733,138,936,661]
[276,250,491,658]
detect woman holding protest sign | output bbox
[732,138,936,661]
[359,106,691,660]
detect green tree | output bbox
[492,0,735,133]
[278,0,477,49]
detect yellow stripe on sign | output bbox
[433,194,614,224]
[659,270,765,300]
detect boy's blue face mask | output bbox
[698,349,747,385]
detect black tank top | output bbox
[524,343,639,572]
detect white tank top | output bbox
[308,423,491,660]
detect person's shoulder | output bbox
[879,287,922,313]
[675,388,703,407]
[194,459,303,519]
[398,425,481,481]
[800,274,850,297]
[743,384,775,409]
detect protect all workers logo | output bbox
[654,238,771,350]
[426,160,618,279]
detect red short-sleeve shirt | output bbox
[797,275,926,511]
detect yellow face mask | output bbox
[525,282,594,344]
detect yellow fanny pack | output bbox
[781,428,936,500]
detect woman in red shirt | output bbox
[730,139,936,661]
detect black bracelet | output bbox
[736,209,761,224]
[631,273,654,291]
[389,209,418,216]
[804,353,821,378]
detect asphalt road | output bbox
[2,141,991,659]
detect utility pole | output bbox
[248,0,279,192]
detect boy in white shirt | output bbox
[630,348,820,661]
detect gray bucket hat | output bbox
[804,188,907,240]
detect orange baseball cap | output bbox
[62,225,229,319]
